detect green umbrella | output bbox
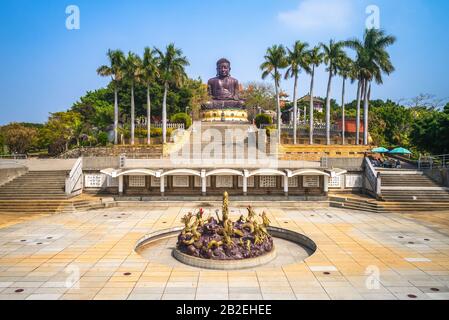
[389,147,412,155]
[372,147,389,153]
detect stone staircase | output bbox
[58,198,106,213]
[331,171,449,213]
[0,170,67,214]
[0,171,68,199]
[329,195,387,213]
[379,172,449,212]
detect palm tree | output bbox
[261,45,288,143]
[122,52,142,145]
[305,46,324,145]
[345,29,396,145]
[336,55,353,145]
[285,41,310,144]
[321,40,346,145]
[156,44,190,144]
[96,49,125,145]
[142,47,160,145]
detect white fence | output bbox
[65,157,83,197]
[364,157,381,198]
[139,123,185,130]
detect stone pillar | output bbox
[243,176,248,196]
[283,175,289,196]
[324,175,329,196]
[202,176,207,196]
[118,175,123,195]
[160,176,165,196]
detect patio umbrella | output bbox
[372,147,389,153]
[389,147,412,155]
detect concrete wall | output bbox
[83,157,120,170]
[325,158,364,169]
[60,145,163,159]
[0,165,28,186]
[280,145,370,161]
[423,168,449,187]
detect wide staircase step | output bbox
[0,171,69,213]
[376,172,449,212]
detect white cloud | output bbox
[278,0,354,32]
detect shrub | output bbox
[255,114,273,128]
[170,113,192,129]
[265,125,277,137]
[97,131,109,146]
[131,128,174,138]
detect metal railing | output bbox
[146,123,185,130]
[65,157,83,196]
[418,154,449,170]
[261,124,340,137]
[0,154,27,159]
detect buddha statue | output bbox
[201,59,248,122]
[203,58,245,110]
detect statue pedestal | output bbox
[201,100,248,122]
[201,108,248,122]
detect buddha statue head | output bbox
[216,58,231,78]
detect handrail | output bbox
[364,157,381,198]
[65,157,83,196]
[419,154,449,170]
[0,154,27,159]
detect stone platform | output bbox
[1,204,449,300]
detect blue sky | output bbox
[0,0,448,124]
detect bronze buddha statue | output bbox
[203,58,245,110]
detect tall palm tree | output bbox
[122,52,142,145]
[321,40,347,145]
[305,46,324,145]
[336,55,353,145]
[96,49,125,145]
[156,44,190,144]
[142,47,160,145]
[261,45,287,143]
[285,41,310,145]
[346,29,396,145]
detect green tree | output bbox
[346,29,396,145]
[122,52,142,145]
[305,46,324,144]
[336,55,354,145]
[261,45,288,143]
[141,47,160,145]
[285,41,310,144]
[255,114,273,128]
[184,78,210,120]
[71,89,114,130]
[170,113,192,129]
[40,111,83,152]
[156,44,190,144]
[97,49,125,144]
[1,123,38,154]
[321,40,347,145]
[241,82,275,121]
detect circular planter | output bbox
[135,226,316,270]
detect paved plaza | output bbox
[1,204,449,300]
